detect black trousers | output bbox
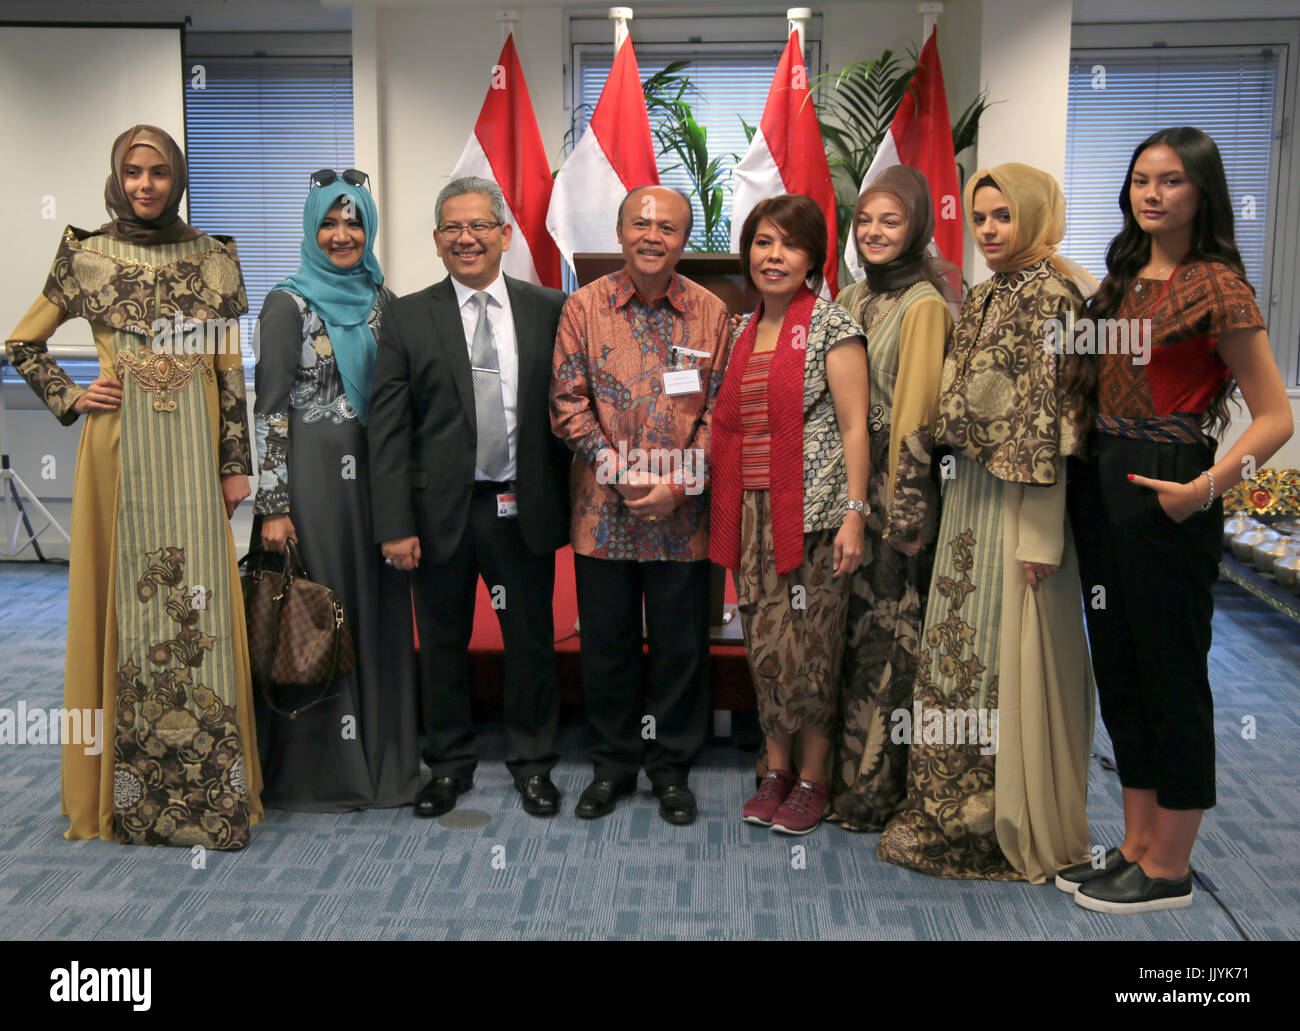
[573,554,712,788]
[411,483,559,781]
[1068,432,1221,810]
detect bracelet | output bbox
[1198,469,1216,512]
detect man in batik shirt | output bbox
[550,186,731,825]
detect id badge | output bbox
[496,492,518,518]
[662,368,702,395]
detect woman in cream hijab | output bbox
[877,163,1096,882]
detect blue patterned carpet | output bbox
[0,562,1295,940]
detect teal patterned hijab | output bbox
[274,180,384,422]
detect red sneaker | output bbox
[770,780,830,835]
[743,770,796,826]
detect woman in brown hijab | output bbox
[831,165,955,830]
[5,125,264,848]
[876,163,1096,881]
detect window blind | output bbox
[1063,47,1282,316]
[184,57,355,368]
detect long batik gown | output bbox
[5,226,264,848]
[832,279,951,829]
[877,260,1094,882]
[251,287,420,810]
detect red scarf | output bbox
[709,287,813,575]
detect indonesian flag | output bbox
[546,37,658,270]
[448,33,560,289]
[729,30,839,298]
[845,27,962,283]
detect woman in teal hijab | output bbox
[274,172,384,423]
[251,170,421,811]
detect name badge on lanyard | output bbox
[497,492,518,518]
[662,368,702,395]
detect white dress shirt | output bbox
[451,272,518,482]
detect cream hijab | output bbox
[964,163,1095,295]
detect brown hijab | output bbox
[99,125,201,245]
[854,165,960,303]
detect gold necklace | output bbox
[1135,257,1179,292]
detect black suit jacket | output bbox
[368,274,571,563]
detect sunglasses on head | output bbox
[309,168,370,190]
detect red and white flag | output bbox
[546,37,658,270]
[729,30,839,298]
[845,27,962,283]
[448,33,561,289]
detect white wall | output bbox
[362,4,566,295]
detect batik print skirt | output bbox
[111,344,257,848]
[876,455,1019,879]
[736,490,849,738]
[831,526,933,830]
[875,453,1093,881]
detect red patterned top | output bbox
[741,348,775,489]
[550,268,731,561]
[1097,261,1265,421]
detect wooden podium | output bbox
[569,253,756,644]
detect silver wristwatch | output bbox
[847,499,868,516]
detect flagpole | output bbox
[496,9,518,44]
[786,7,811,59]
[609,6,632,50]
[919,2,942,42]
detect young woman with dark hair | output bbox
[1063,127,1292,912]
[710,194,869,835]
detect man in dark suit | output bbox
[369,176,570,819]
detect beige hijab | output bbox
[964,163,1095,294]
[100,125,201,245]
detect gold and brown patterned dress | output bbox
[6,227,264,848]
[832,279,952,830]
[876,260,1094,882]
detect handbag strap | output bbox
[256,606,344,720]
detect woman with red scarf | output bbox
[710,194,869,835]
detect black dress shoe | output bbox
[1054,847,1132,894]
[1074,861,1193,913]
[414,776,469,818]
[574,776,637,819]
[513,774,560,817]
[653,783,697,825]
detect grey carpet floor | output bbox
[0,562,1295,940]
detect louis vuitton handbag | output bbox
[240,539,356,718]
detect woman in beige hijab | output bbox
[5,125,264,848]
[877,163,1096,882]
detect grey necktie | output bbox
[469,291,510,479]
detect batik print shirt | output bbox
[550,268,731,561]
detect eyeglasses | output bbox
[309,168,370,190]
[436,221,504,240]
